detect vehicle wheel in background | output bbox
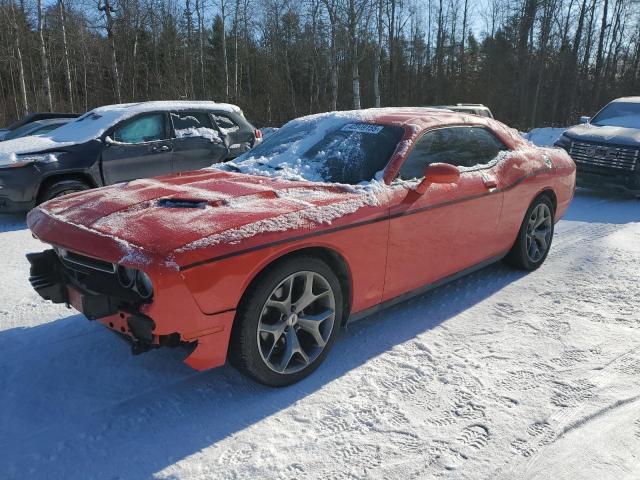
[38,180,91,204]
[504,194,555,271]
[229,256,343,387]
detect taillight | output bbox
[255,129,263,140]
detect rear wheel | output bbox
[505,195,555,270]
[229,256,342,387]
[39,180,91,204]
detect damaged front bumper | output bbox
[27,249,234,370]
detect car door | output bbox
[170,111,229,172]
[101,112,173,184]
[211,112,252,158]
[383,126,508,301]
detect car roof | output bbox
[299,107,493,129]
[90,101,242,116]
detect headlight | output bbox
[0,152,61,170]
[18,153,60,163]
[116,265,136,288]
[135,271,154,299]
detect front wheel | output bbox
[39,180,91,204]
[229,256,343,387]
[505,195,555,270]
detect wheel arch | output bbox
[237,245,353,327]
[36,172,97,204]
[535,188,558,216]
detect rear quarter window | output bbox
[212,114,240,134]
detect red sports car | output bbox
[26,108,576,386]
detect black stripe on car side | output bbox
[179,167,549,271]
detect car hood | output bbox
[0,135,74,165]
[564,123,640,147]
[28,169,382,268]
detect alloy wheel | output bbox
[526,203,552,262]
[257,271,336,374]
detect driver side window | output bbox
[113,113,166,144]
[399,126,508,180]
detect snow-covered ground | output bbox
[1,190,639,480]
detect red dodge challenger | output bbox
[26,108,576,386]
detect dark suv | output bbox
[0,101,260,212]
[555,97,640,196]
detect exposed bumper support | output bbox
[27,250,68,303]
[27,249,236,371]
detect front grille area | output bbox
[56,248,115,274]
[569,141,639,172]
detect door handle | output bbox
[151,145,171,153]
[482,174,498,190]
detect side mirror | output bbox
[579,116,591,124]
[415,163,460,194]
[104,135,115,146]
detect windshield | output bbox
[3,122,41,140]
[46,110,127,143]
[591,102,640,128]
[4,121,66,140]
[225,116,404,184]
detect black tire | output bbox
[38,180,91,204]
[229,255,343,387]
[504,194,555,271]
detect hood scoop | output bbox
[157,198,209,209]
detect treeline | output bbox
[0,0,639,130]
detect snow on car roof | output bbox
[611,96,640,103]
[89,100,240,115]
[48,101,240,144]
[0,101,241,164]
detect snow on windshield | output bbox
[217,114,404,185]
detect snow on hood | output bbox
[0,135,74,166]
[564,123,640,146]
[33,170,386,267]
[0,101,240,166]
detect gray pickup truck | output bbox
[555,97,640,196]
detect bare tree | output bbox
[59,0,74,111]
[8,0,28,115]
[36,0,53,110]
[373,0,383,107]
[98,0,122,102]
